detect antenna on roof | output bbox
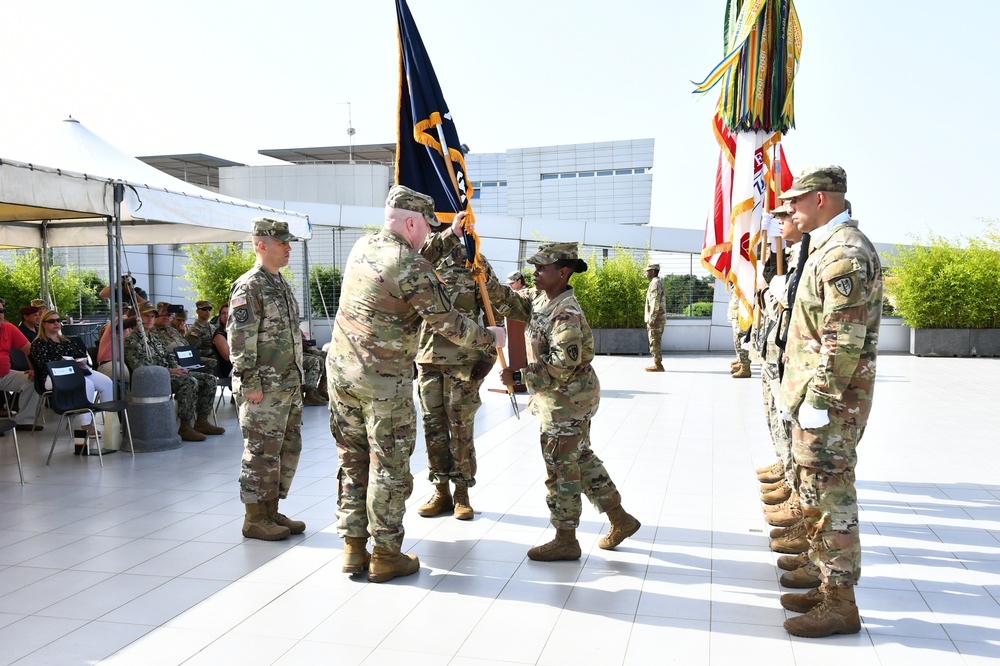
[340,102,356,164]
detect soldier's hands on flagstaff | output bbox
[452,211,468,237]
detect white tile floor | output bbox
[1,353,999,665]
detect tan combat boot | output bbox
[780,561,822,589]
[777,552,810,571]
[242,503,290,541]
[783,585,861,638]
[761,482,792,505]
[757,461,784,483]
[178,420,206,442]
[265,498,305,535]
[760,478,785,494]
[302,387,326,406]
[645,361,665,372]
[452,485,474,521]
[417,483,453,517]
[780,585,825,613]
[755,459,780,475]
[527,528,582,561]
[765,501,803,527]
[770,519,810,554]
[731,359,743,371]
[731,362,751,378]
[599,504,641,550]
[342,536,371,574]
[368,545,420,583]
[194,414,225,436]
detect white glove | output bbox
[761,213,775,234]
[768,274,787,296]
[780,411,793,422]
[487,326,506,348]
[797,403,830,430]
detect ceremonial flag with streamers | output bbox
[395,0,474,226]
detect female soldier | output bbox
[490,241,640,561]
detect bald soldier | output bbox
[327,185,505,583]
[644,262,666,371]
[776,166,882,638]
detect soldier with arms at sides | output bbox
[643,262,666,372]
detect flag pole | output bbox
[774,144,785,276]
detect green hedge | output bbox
[571,248,647,328]
[884,224,1000,329]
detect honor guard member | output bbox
[507,270,526,292]
[643,262,666,371]
[327,185,505,583]
[185,300,219,376]
[229,218,306,542]
[777,166,882,638]
[490,242,641,561]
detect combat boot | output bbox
[760,478,785,493]
[417,483,453,517]
[342,536,371,574]
[757,461,783,483]
[770,519,810,554]
[178,420,206,442]
[780,562,822,589]
[644,361,664,372]
[770,520,802,539]
[194,414,225,436]
[761,482,792,505]
[731,362,751,378]
[527,528,582,561]
[765,501,803,527]
[302,387,326,406]
[368,545,420,583]
[755,459,780,475]
[777,552,810,571]
[452,485,474,521]
[780,586,825,613]
[598,504,641,550]
[242,503,290,541]
[783,585,861,638]
[265,498,305,535]
[731,360,743,371]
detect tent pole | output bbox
[302,240,312,339]
[40,221,51,306]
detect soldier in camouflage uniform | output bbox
[229,218,306,542]
[644,262,666,372]
[150,308,188,352]
[415,230,503,521]
[490,242,640,562]
[185,300,219,376]
[327,186,504,582]
[775,166,882,638]
[124,304,223,442]
[300,335,327,406]
[728,289,752,377]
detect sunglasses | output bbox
[197,306,212,311]
[44,318,63,324]
[0,309,5,314]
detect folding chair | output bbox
[0,418,24,485]
[44,360,134,467]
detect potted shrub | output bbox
[572,248,648,354]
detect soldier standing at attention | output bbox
[492,242,640,561]
[643,262,666,372]
[327,185,505,583]
[776,166,882,638]
[415,228,503,521]
[229,218,306,542]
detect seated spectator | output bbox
[8,305,40,373]
[96,308,136,384]
[185,301,219,376]
[0,297,42,431]
[150,307,188,352]
[124,305,224,442]
[30,309,114,452]
[171,310,189,335]
[213,304,233,379]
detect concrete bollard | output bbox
[126,365,181,452]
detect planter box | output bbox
[593,328,648,355]
[910,328,1000,357]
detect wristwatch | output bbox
[512,369,523,385]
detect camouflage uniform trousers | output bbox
[762,369,794,487]
[416,363,484,487]
[302,352,325,390]
[646,316,665,363]
[732,322,750,365]
[237,387,303,503]
[170,370,218,422]
[331,382,416,551]
[791,415,864,587]
[540,416,621,530]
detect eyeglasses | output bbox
[44,318,63,324]
[0,309,5,314]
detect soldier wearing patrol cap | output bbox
[229,217,306,542]
[185,300,219,376]
[507,270,526,291]
[775,165,882,638]
[327,186,505,582]
[643,262,666,371]
[489,241,641,562]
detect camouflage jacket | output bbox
[780,219,882,426]
[124,326,176,370]
[416,230,503,369]
[186,320,215,361]
[151,324,187,353]
[645,276,666,323]
[487,282,599,425]
[327,228,496,400]
[228,265,304,393]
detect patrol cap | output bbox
[196,300,212,310]
[771,203,791,216]
[645,263,660,272]
[139,304,158,316]
[172,309,188,320]
[252,217,298,242]
[30,299,46,308]
[779,165,848,199]
[506,270,524,283]
[385,185,441,228]
[527,242,588,273]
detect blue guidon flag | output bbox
[395,0,474,227]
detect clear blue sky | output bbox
[2,0,997,245]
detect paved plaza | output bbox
[0,353,998,665]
